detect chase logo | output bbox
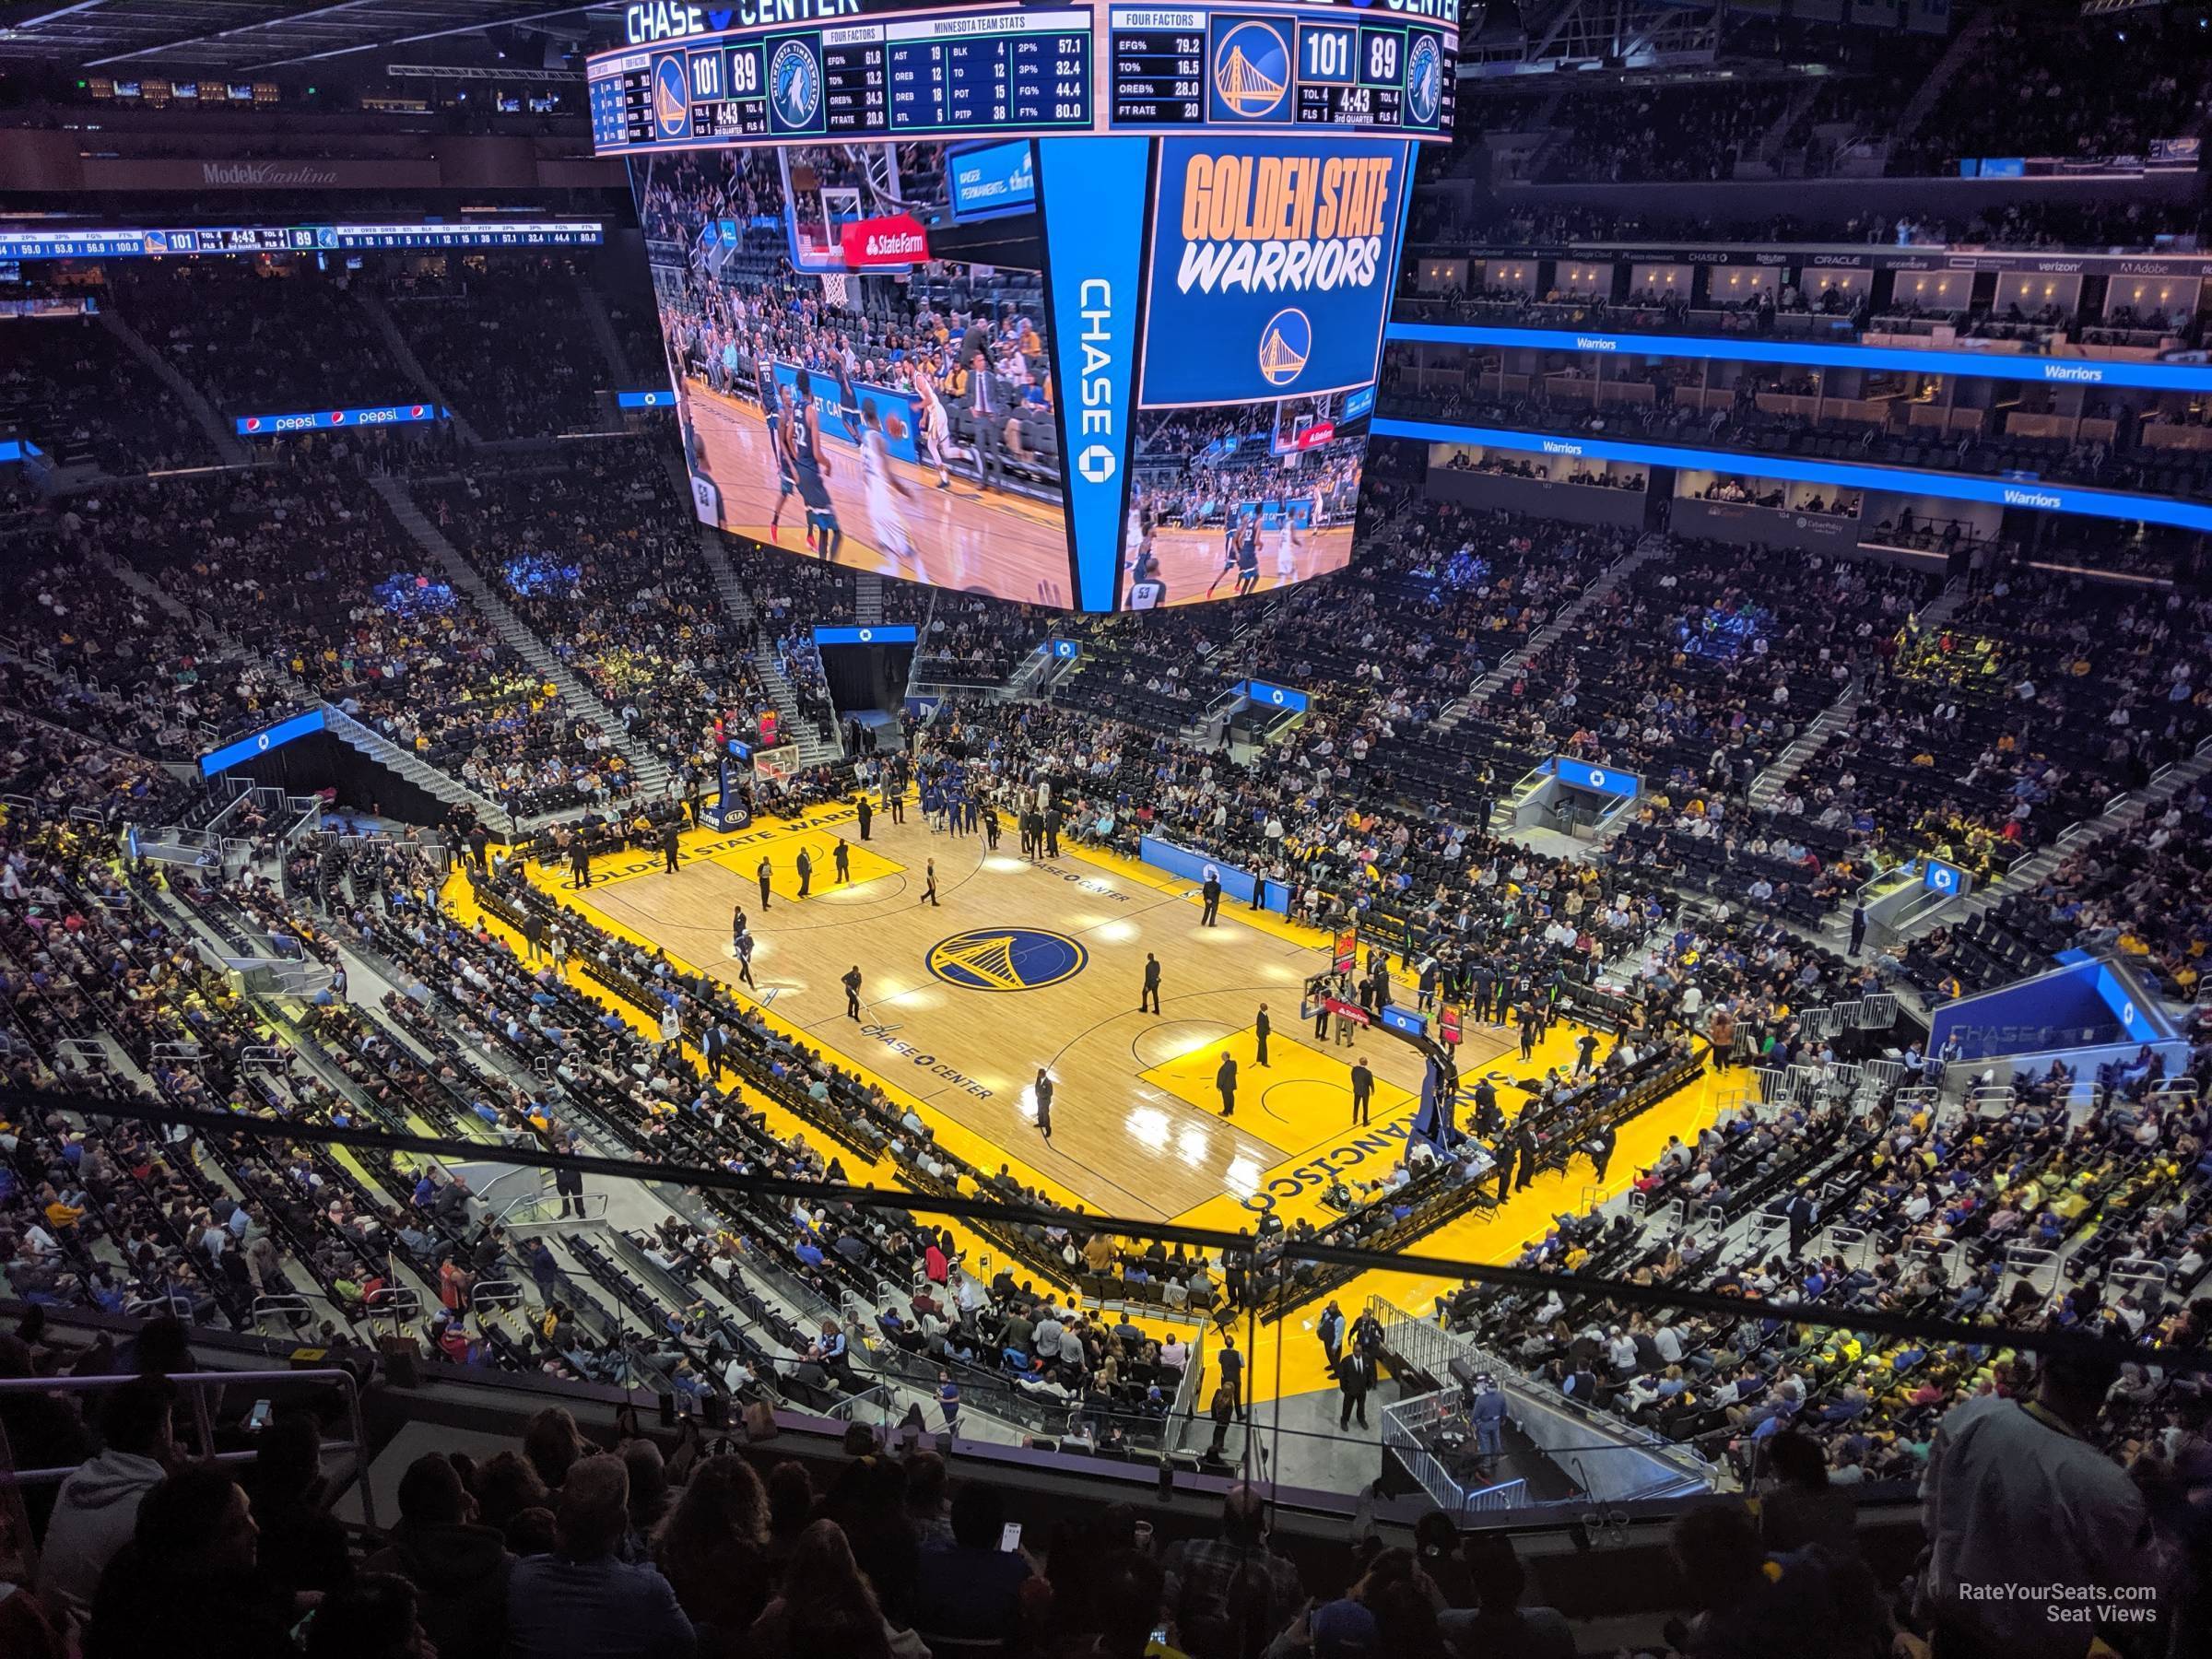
[927,927,1088,993]
[1257,308,1312,387]
[1587,769,1607,790]
[1406,33,1442,125]
[1212,19,1291,121]
[1077,443,1117,484]
[771,39,822,130]
[653,53,691,141]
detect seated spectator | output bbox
[36,1374,175,1628]
[363,1451,514,1657]
[82,1465,298,1659]
[911,1482,1034,1643]
[505,1453,697,1659]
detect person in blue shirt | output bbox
[505,1455,696,1659]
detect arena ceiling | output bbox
[0,1,599,71]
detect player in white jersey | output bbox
[1273,510,1301,584]
[909,359,969,492]
[861,405,928,582]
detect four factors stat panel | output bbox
[590,0,1456,151]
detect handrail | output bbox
[0,1367,375,1527]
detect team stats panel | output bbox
[589,0,1456,151]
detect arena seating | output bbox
[110,263,410,414]
[0,315,219,475]
[378,257,606,441]
[411,441,768,777]
[1382,373,2212,500]
[7,29,2212,1650]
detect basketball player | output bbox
[762,373,807,548]
[792,369,841,561]
[1204,513,1243,599]
[833,347,865,444]
[909,358,970,493]
[861,406,927,583]
[1232,513,1262,596]
[1273,505,1302,587]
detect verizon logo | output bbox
[202,161,339,186]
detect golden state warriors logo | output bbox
[652,53,691,142]
[1257,308,1312,387]
[1211,19,1291,122]
[927,928,1088,993]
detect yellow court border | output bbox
[463,801,1729,1403]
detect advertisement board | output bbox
[621,3,1437,609]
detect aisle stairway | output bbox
[569,273,636,385]
[90,548,508,820]
[1441,532,1668,727]
[682,484,844,766]
[353,290,483,446]
[94,307,247,465]
[1747,580,1966,809]
[368,476,671,798]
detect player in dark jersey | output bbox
[1232,514,1262,596]
[762,370,806,547]
[793,369,841,561]
[1204,512,1244,599]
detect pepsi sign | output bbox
[235,403,443,435]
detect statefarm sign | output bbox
[839,214,929,268]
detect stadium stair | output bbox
[87,546,512,822]
[1903,731,2212,942]
[92,306,248,466]
[1748,580,1965,810]
[568,273,636,384]
[853,571,886,625]
[1886,6,1998,165]
[366,476,673,798]
[1448,532,1669,726]
[683,500,844,768]
[351,289,484,446]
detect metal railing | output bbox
[0,1367,375,1527]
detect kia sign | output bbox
[839,214,929,267]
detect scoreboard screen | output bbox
[613,0,1450,609]
[591,0,1454,150]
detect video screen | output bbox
[638,144,1073,606]
[1119,388,1367,609]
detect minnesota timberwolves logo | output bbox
[652,53,691,141]
[1406,33,1443,126]
[1257,308,1312,388]
[770,38,822,130]
[1211,19,1291,121]
[926,928,1088,993]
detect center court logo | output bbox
[1258,308,1312,387]
[926,927,1088,993]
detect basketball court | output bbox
[1137,518,1355,605]
[683,377,1077,605]
[447,796,1729,1401]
